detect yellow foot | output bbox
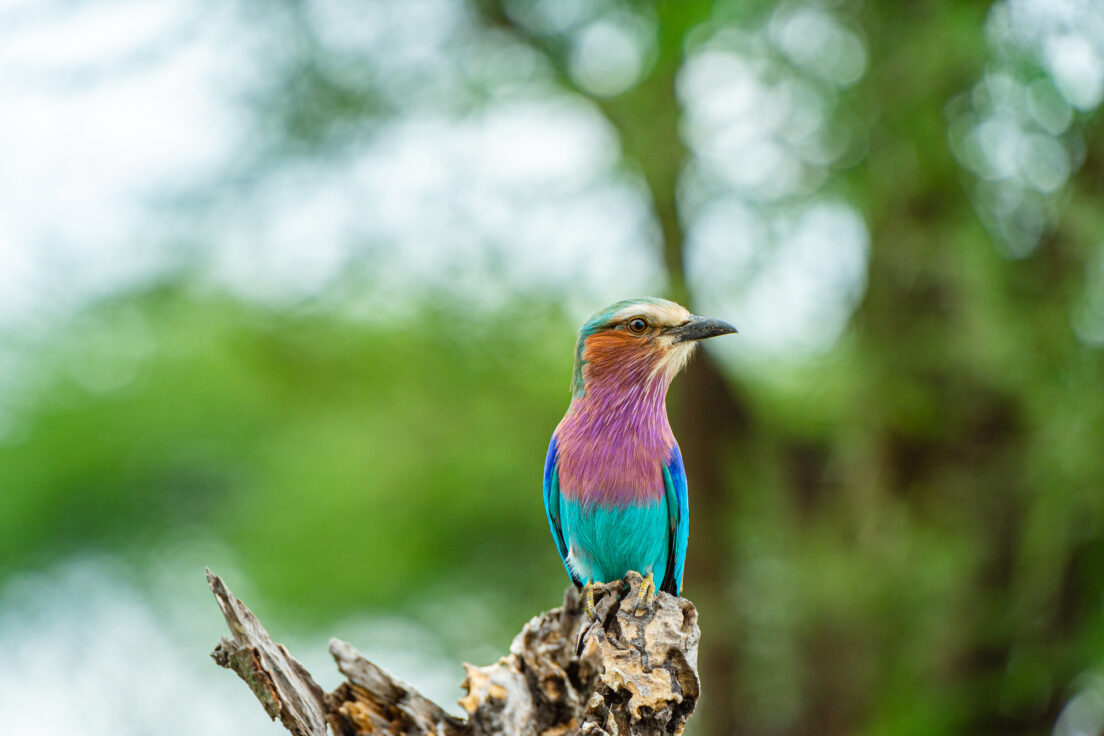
[633,572,656,616]
[584,582,597,619]
[576,584,599,655]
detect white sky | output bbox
[0,551,468,736]
[0,0,244,330]
[0,0,879,366]
[0,0,1097,367]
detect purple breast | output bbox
[554,392,674,506]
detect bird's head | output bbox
[570,297,737,398]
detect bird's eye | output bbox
[627,318,648,334]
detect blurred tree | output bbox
[465,2,1104,735]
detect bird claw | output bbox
[576,582,600,655]
[632,572,656,617]
[582,575,655,621]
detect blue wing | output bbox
[543,435,581,587]
[661,445,689,596]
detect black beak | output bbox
[672,315,738,343]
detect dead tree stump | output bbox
[207,568,700,735]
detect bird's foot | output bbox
[576,582,600,654]
[583,582,597,619]
[632,571,656,617]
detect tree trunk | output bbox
[207,569,701,736]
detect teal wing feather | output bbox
[543,435,581,587]
[661,445,689,596]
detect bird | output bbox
[542,297,737,616]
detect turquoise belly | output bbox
[561,498,669,584]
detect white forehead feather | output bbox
[611,299,691,326]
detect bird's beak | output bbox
[672,315,738,343]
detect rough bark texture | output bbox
[208,569,700,736]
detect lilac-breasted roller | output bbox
[543,297,737,614]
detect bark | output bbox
[207,568,701,736]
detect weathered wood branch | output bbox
[207,568,700,736]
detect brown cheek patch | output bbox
[582,330,644,367]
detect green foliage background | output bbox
[3,1,1104,735]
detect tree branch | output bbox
[207,568,700,736]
